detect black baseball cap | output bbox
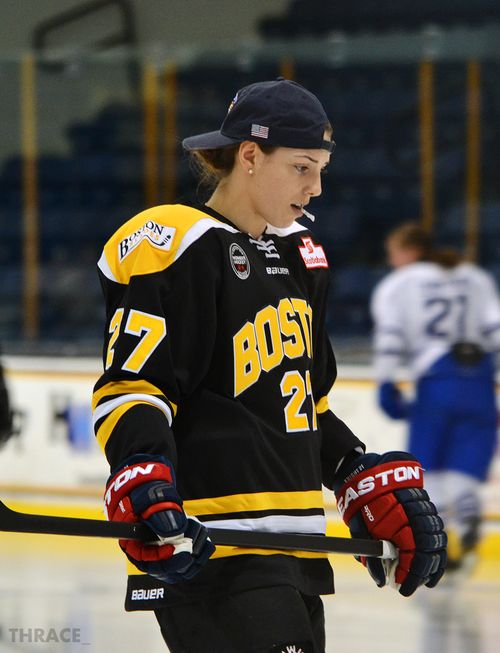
[182,78,334,153]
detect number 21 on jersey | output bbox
[424,294,468,339]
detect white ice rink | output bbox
[1,360,499,652]
[0,524,499,653]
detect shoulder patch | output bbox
[118,221,176,262]
[99,204,237,283]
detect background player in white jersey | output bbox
[93,82,446,652]
[371,222,500,573]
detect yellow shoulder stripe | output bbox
[99,204,235,284]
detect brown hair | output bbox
[387,221,462,269]
[387,222,433,259]
[190,145,240,189]
[189,143,277,190]
[432,247,462,268]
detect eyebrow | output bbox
[294,154,319,163]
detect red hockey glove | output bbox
[333,451,447,596]
[104,454,215,583]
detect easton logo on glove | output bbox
[333,451,447,597]
[104,454,215,584]
[336,461,423,522]
[104,461,173,519]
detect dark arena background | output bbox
[0,2,499,651]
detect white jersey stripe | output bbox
[93,393,173,429]
[198,514,326,535]
[97,250,118,282]
[174,218,238,262]
[265,221,308,237]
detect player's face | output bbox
[251,140,331,229]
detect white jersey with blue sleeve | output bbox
[371,261,500,381]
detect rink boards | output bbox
[1,355,499,522]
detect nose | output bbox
[306,170,322,198]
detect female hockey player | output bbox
[371,222,500,576]
[93,79,447,652]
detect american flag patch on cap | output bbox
[251,124,269,139]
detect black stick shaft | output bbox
[0,500,385,557]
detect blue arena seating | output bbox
[0,60,499,344]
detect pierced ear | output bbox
[238,141,257,172]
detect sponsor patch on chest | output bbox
[298,237,328,269]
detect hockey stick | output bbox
[0,499,397,559]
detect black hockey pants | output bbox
[154,584,325,653]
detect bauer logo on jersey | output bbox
[118,221,176,261]
[298,237,328,269]
[229,243,250,279]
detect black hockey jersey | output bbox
[92,203,364,610]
